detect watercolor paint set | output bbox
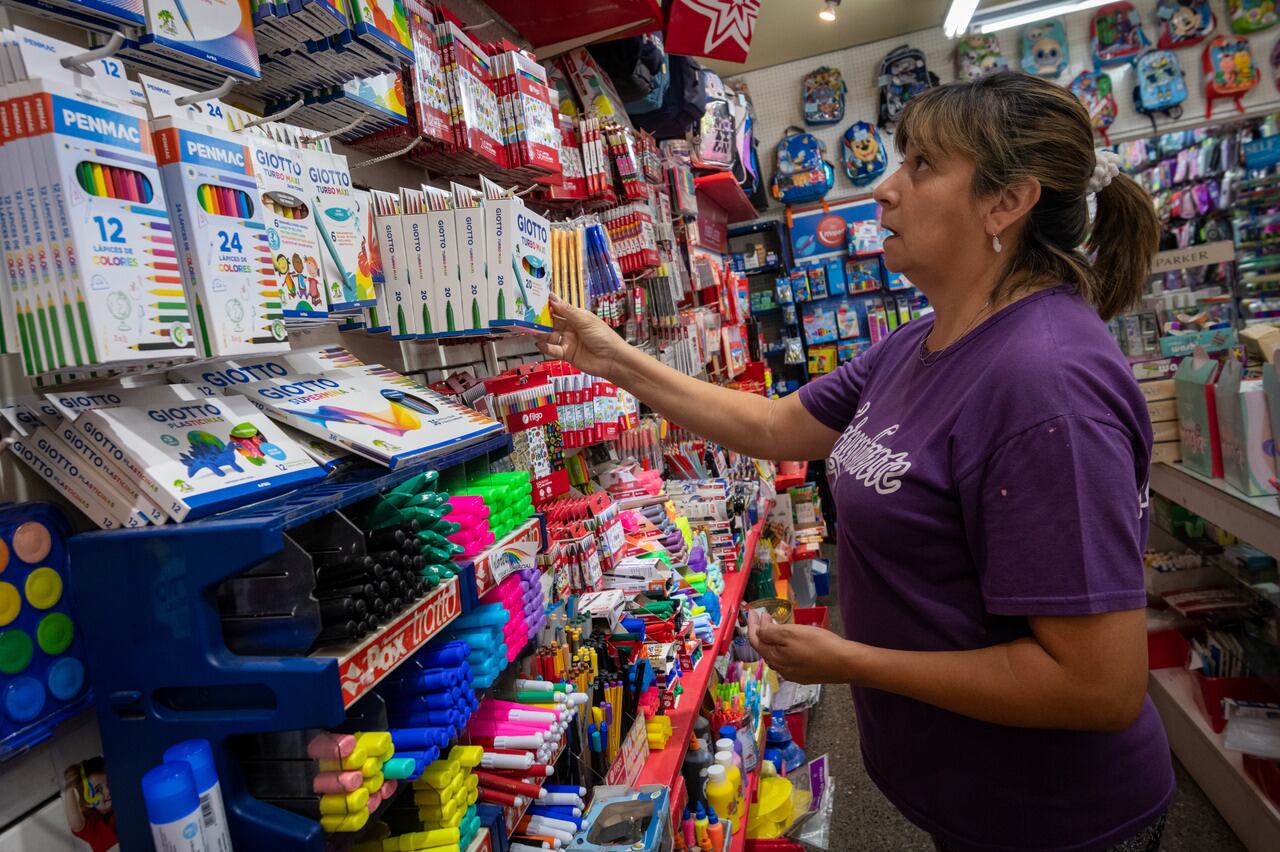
[0,504,92,760]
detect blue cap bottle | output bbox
[164,739,232,852]
[142,761,208,852]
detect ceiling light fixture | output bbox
[943,0,980,38]
[970,0,1113,34]
[819,0,840,22]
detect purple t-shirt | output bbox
[799,287,1174,852]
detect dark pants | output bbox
[932,812,1167,852]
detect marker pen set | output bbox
[148,99,291,359]
[478,370,565,505]
[0,27,198,376]
[221,469,466,655]
[5,0,144,33]
[490,46,561,181]
[282,71,409,142]
[368,177,550,339]
[124,0,259,83]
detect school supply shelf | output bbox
[1150,463,1280,561]
[67,433,512,852]
[635,509,768,822]
[1148,668,1280,852]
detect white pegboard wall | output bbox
[730,1,1280,218]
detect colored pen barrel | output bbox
[475,770,544,798]
[242,759,363,796]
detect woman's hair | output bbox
[895,72,1159,320]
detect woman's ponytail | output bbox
[1085,172,1161,321]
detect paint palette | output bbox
[0,503,91,761]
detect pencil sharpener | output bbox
[568,785,672,852]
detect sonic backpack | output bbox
[1203,34,1260,116]
[803,67,846,126]
[956,34,1008,81]
[1157,0,1215,49]
[770,127,834,206]
[877,45,938,129]
[1091,2,1151,67]
[842,122,888,187]
[1133,50,1188,132]
[1021,18,1069,77]
[1068,70,1118,144]
[1227,0,1278,34]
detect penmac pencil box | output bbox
[151,113,289,359]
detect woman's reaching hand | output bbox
[533,294,626,381]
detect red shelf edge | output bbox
[695,173,757,224]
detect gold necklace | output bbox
[918,299,992,367]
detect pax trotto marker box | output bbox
[79,392,323,520]
[151,112,289,358]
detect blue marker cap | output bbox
[47,658,85,701]
[5,676,45,723]
[142,761,199,825]
[163,739,218,795]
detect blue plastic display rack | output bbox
[69,434,512,852]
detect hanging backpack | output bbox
[1156,1,1215,50]
[1133,50,1188,132]
[956,34,1008,81]
[589,34,667,103]
[690,70,735,170]
[1203,34,1260,117]
[841,121,888,187]
[802,67,846,125]
[731,94,759,196]
[1091,3,1151,67]
[630,55,708,140]
[877,45,938,129]
[1021,18,1069,77]
[1068,70,1118,144]
[770,127,834,206]
[1227,0,1278,34]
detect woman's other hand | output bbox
[533,294,625,381]
[748,609,859,685]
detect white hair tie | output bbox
[1089,150,1122,194]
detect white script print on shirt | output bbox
[826,402,912,495]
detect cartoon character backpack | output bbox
[1157,0,1215,49]
[1203,34,1260,116]
[956,34,1008,81]
[1021,18,1069,77]
[1133,50,1188,131]
[803,67,846,126]
[1227,0,1278,34]
[1068,70,1118,144]
[841,121,888,187]
[877,45,938,129]
[1092,3,1151,66]
[690,70,735,170]
[771,126,834,206]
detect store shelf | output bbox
[695,173,758,224]
[1149,463,1280,561]
[742,262,782,276]
[635,563,753,796]
[478,0,660,50]
[68,434,513,852]
[775,463,808,492]
[1148,668,1280,852]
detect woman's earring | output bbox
[991,232,1003,253]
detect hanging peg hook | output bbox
[462,18,496,31]
[60,32,124,75]
[174,75,237,107]
[300,115,371,146]
[350,137,423,170]
[239,98,304,131]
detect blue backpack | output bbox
[1133,49,1188,131]
[771,127,834,206]
[842,121,888,186]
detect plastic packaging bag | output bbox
[785,754,833,850]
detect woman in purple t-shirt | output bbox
[536,73,1175,852]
